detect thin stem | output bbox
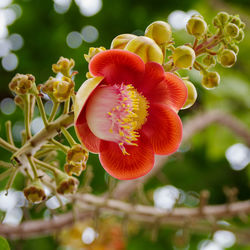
[27,156,38,179]
[34,158,58,174]
[0,161,13,168]
[35,95,48,127]
[35,148,55,158]
[24,168,34,181]
[5,167,18,194]
[50,138,69,153]
[24,94,32,140]
[0,137,18,152]
[61,127,76,147]
[29,95,36,122]
[63,99,70,114]
[0,168,13,181]
[5,121,14,146]
[48,101,60,122]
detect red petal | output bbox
[75,109,101,153]
[89,49,145,85]
[99,133,154,180]
[142,103,183,155]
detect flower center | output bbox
[86,84,149,155]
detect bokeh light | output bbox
[81,227,96,244]
[53,0,72,14]
[75,0,102,17]
[13,121,24,142]
[2,52,18,71]
[81,25,98,43]
[31,117,45,134]
[213,230,236,248]
[66,31,82,48]
[0,97,16,115]
[9,33,23,51]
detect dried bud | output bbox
[202,54,216,67]
[84,47,106,63]
[186,15,207,39]
[173,45,196,69]
[181,80,197,109]
[234,29,244,43]
[9,73,35,95]
[224,23,239,38]
[14,95,24,109]
[67,144,89,164]
[218,49,237,68]
[52,57,75,76]
[110,34,137,49]
[56,172,79,194]
[145,21,172,45]
[53,76,75,102]
[23,180,46,203]
[217,12,230,26]
[201,71,220,89]
[64,162,84,176]
[124,36,163,64]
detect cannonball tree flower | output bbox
[74,50,187,180]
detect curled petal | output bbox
[99,133,154,180]
[142,103,182,155]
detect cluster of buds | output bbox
[9,73,35,95]
[52,56,75,77]
[65,144,89,176]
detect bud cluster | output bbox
[52,56,75,77]
[9,73,35,95]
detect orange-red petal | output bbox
[89,49,145,85]
[99,133,155,180]
[142,103,182,155]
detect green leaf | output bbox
[0,236,10,250]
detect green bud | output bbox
[218,49,237,68]
[224,23,239,38]
[217,12,230,26]
[213,16,220,27]
[181,80,197,109]
[239,21,245,29]
[234,29,244,42]
[202,71,220,89]
[186,15,207,39]
[231,16,241,26]
[173,45,196,69]
[227,43,239,54]
[145,21,172,45]
[202,54,216,67]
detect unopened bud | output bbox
[9,73,35,95]
[202,71,220,89]
[111,34,137,49]
[14,95,24,109]
[84,47,106,63]
[181,80,197,109]
[56,172,79,194]
[67,144,88,164]
[186,15,207,39]
[227,43,239,54]
[231,16,241,27]
[52,57,75,76]
[235,29,244,42]
[202,54,216,67]
[64,162,83,176]
[124,36,163,64]
[42,77,56,94]
[218,49,237,68]
[173,45,196,69]
[23,179,46,203]
[217,12,230,26]
[145,21,172,45]
[224,23,239,38]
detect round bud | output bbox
[64,162,83,176]
[239,21,245,29]
[202,54,216,67]
[217,12,230,26]
[218,49,237,68]
[110,34,137,49]
[52,57,75,76]
[173,45,196,69]
[224,23,239,38]
[181,80,197,109]
[23,180,46,203]
[53,76,75,102]
[202,71,220,89]
[234,29,244,42]
[231,16,241,27]
[186,15,207,39]
[56,172,79,195]
[84,47,106,63]
[124,36,163,64]
[145,21,172,45]
[67,144,88,164]
[9,73,35,95]
[227,43,239,54]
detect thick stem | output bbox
[0,168,13,181]
[0,161,13,168]
[27,156,38,179]
[61,127,76,147]
[48,101,60,122]
[0,137,18,152]
[63,99,70,114]
[24,94,32,140]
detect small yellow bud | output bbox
[202,71,220,89]
[217,12,230,26]
[23,180,46,203]
[84,47,106,63]
[224,23,239,38]
[64,162,83,176]
[56,172,79,194]
[186,15,207,39]
[218,49,237,68]
[9,73,35,95]
[145,21,172,45]
[110,34,137,49]
[52,57,75,76]
[124,36,163,64]
[67,144,88,164]
[181,80,197,109]
[202,54,216,67]
[173,45,196,69]
[42,77,56,94]
[234,29,244,42]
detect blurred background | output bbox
[0,0,249,249]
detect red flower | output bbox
[74,50,187,180]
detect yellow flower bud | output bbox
[181,80,197,109]
[23,179,46,203]
[202,54,216,67]
[145,21,172,45]
[234,29,244,43]
[64,162,83,176]
[9,73,35,95]
[202,71,220,89]
[173,45,196,69]
[110,34,137,49]
[218,49,237,68]
[186,15,207,39]
[52,57,75,76]
[67,144,89,164]
[56,172,79,194]
[224,23,239,38]
[43,77,56,94]
[84,47,106,63]
[217,12,230,26]
[124,36,163,64]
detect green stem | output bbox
[24,94,32,140]
[35,148,55,158]
[0,168,13,181]
[5,121,15,146]
[48,101,60,122]
[0,161,13,168]
[5,167,18,194]
[63,99,70,114]
[0,137,18,152]
[34,158,58,174]
[27,156,38,179]
[50,139,69,153]
[35,95,48,127]
[194,61,207,73]
[24,167,34,180]
[61,127,76,147]
[29,95,36,122]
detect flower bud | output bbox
[173,45,196,69]
[84,47,106,63]
[201,71,220,89]
[202,54,216,67]
[14,95,24,109]
[42,77,56,94]
[234,29,244,42]
[181,80,197,109]
[224,23,239,38]
[218,49,237,68]
[9,73,35,95]
[124,36,163,64]
[111,34,137,49]
[231,16,241,27]
[217,12,230,26]
[145,21,172,45]
[56,172,79,194]
[52,57,75,76]
[227,43,239,54]
[64,162,83,176]
[53,76,75,102]
[186,15,207,39]
[23,179,46,203]
[67,144,89,164]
